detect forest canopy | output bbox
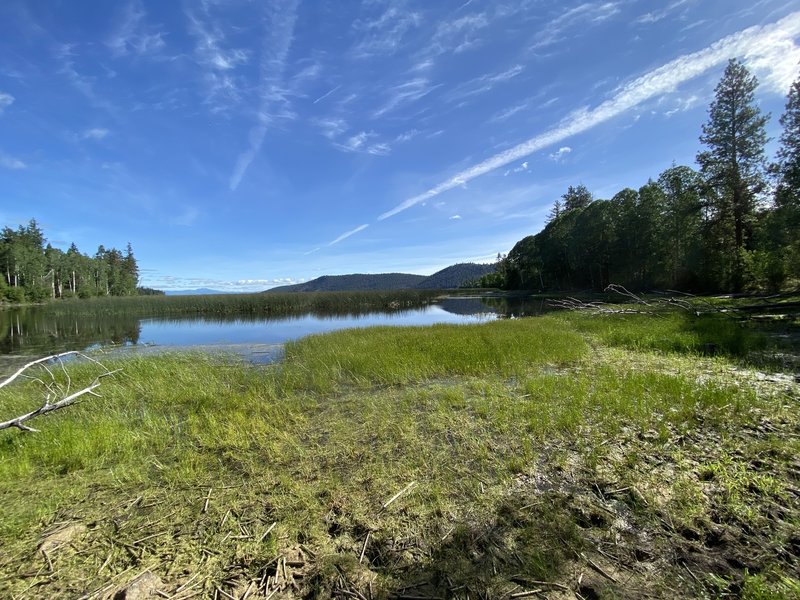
[484,60,800,294]
[0,219,142,302]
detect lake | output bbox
[0,295,545,367]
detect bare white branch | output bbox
[0,352,119,433]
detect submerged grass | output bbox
[0,312,798,598]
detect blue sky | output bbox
[2,1,799,292]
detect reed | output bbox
[41,289,442,317]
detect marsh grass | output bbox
[558,310,769,358]
[43,289,441,317]
[0,313,797,598]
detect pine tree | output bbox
[771,74,800,282]
[775,76,800,211]
[561,184,593,213]
[696,58,769,291]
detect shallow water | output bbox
[0,296,544,367]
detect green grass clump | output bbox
[557,310,768,357]
[281,316,587,391]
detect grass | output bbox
[0,311,798,598]
[38,289,442,317]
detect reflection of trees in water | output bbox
[0,308,141,356]
[438,296,548,318]
[0,295,551,360]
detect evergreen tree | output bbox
[697,58,770,291]
[775,76,800,210]
[770,74,800,283]
[561,184,593,213]
[547,199,562,223]
[657,165,703,289]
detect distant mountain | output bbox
[265,263,495,293]
[266,273,426,293]
[416,263,496,289]
[165,288,236,296]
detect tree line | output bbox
[483,59,800,294]
[0,219,144,302]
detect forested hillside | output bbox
[416,263,495,288]
[0,219,140,302]
[266,273,427,293]
[266,263,494,293]
[484,60,800,294]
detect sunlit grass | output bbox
[43,289,441,317]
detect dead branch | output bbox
[0,352,118,433]
[0,351,80,389]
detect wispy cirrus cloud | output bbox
[315,117,348,139]
[378,11,800,221]
[0,154,26,169]
[446,64,525,102]
[55,43,117,113]
[81,127,110,140]
[107,1,166,57]
[329,224,369,246]
[373,77,442,118]
[532,2,622,49]
[430,12,490,54]
[663,94,700,117]
[229,0,300,191]
[351,3,422,58]
[0,92,14,114]
[636,0,695,25]
[335,131,390,156]
[186,7,250,113]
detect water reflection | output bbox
[0,307,141,356]
[0,294,546,367]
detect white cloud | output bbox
[663,94,700,117]
[533,2,622,48]
[503,160,530,176]
[489,101,530,123]
[431,13,489,54]
[394,129,420,143]
[82,128,109,140]
[373,77,441,118]
[449,214,462,220]
[549,146,572,161]
[335,131,390,156]
[315,117,348,139]
[447,64,525,102]
[329,224,369,246]
[107,1,166,57]
[636,0,694,25]
[339,131,373,152]
[378,11,800,221]
[0,155,26,169]
[367,143,390,156]
[0,92,13,114]
[187,12,249,72]
[351,4,422,58]
[229,0,299,191]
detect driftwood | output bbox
[549,284,799,317]
[0,351,118,432]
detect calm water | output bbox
[0,296,545,367]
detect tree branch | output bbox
[0,353,119,433]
